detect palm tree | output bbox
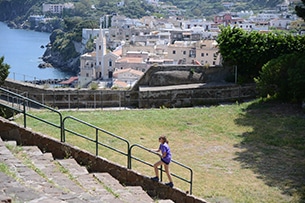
[0,56,10,85]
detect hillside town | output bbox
[33,1,305,88]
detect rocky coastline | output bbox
[6,21,80,75]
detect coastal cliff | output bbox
[41,29,81,74]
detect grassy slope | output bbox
[15,100,305,203]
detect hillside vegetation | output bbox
[0,0,285,23]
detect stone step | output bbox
[93,173,154,203]
[2,141,120,202]
[56,158,125,203]
[1,139,171,203]
[0,138,66,202]
[20,146,101,202]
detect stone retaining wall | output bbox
[3,79,257,109]
[3,79,138,108]
[139,83,257,108]
[0,116,207,203]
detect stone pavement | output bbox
[0,137,175,203]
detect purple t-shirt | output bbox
[159,142,171,164]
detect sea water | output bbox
[0,22,72,81]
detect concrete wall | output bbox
[0,116,207,203]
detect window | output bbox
[109,60,112,67]
[99,45,102,50]
[173,50,176,54]
[189,49,196,58]
[183,51,186,55]
[201,53,204,57]
[206,53,208,56]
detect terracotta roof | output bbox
[116,57,144,64]
[59,76,78,85]
[113,79,128,88]
[112,47,122,56]
[113,68,144,77]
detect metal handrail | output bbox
[62,116,131,168]
[129,143,193,194]
[0,87,193,194]
[0,87,64,141]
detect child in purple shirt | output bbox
[151,136,174,188]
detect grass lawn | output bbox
[14,99,305,203]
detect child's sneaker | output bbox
[165,182,174,188]
[151,176,159,182]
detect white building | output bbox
[42,3,74,14]
[270,18,291,29]
[230,21,256,31]
[81,29,101,48]
[166,40,221,66]
[113,68,144,88]
[145,0,159,5]
[78,29,108,87]
[78,52,96,87]
[180,19,212,31]
[250,12,280,22]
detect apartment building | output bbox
[42,3,74,14]
[115,51,149,72]
[78,52,96,87]
[167,40,220,66]
[113,68,144,88]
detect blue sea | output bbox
[0,22,72,81]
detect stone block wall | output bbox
[3,79,138,108]
[133,65,231,90]
[139,83,257,108]
[0,117,207,203]
[3,64,257,109]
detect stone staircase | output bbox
[0,138,173,203]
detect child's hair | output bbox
[159,135,169,144]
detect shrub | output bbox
[255,52,305,102]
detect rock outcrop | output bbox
[42,30,82,74]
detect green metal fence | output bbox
[0,87,193,194]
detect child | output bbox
[150,136,174,188]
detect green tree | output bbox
[287,54,305,102]
[255,52,305,102]
[0,56,10,85]
[217,26,305,83]
[295,0,305,21]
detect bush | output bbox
[0,56,10,85]
[255,52,305,102]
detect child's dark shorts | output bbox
[161,158,170,165]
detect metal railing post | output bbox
[96,128,99,156]
[129,144,193,194]
[190,169,193,195]
[128,147,131,169]
[160,165,163,181]
[61,118,65,143]
[23,100,26,128]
